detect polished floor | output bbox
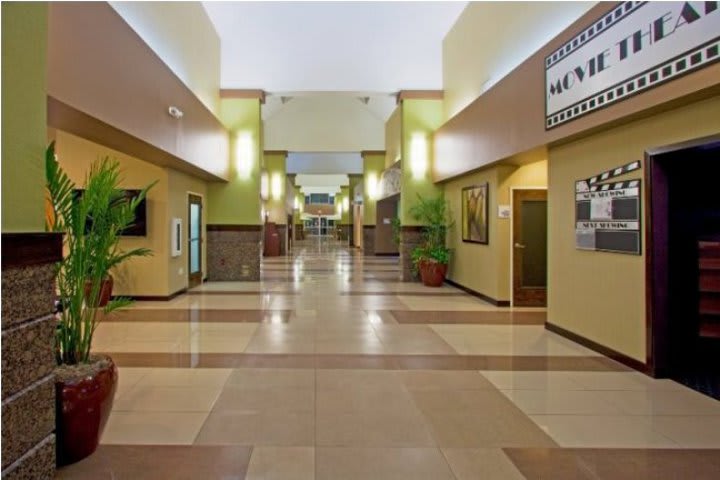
[58,240,720,479]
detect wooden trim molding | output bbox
[219,89,266,104]
[545,322,649,374]
[375,253,400,257]
[396,90,443,104]
[400,226,425,233]
[263,150,288,157]
[2,233,64,269]
[207,224,262,232]
[363,225,376,230]
[360,150,386,157]
[444,278,511,307]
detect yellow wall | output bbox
[362,152,385,225]
[53,130,170,297]
[401,99,444,225]
[548,96,720,362]
[442,2,594,121]
[208,99,262,225]
[110,1,221,117]
[385,106,402,168]
[445,155,547,301]
[263,152,287,224]
[1,2,47,232]
[167,168,208,293]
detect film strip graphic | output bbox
[545,1,644,69]
[576,160,641,192]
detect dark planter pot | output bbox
[84,275,114,307]
[419,261,448,287]
[55,355,118,466]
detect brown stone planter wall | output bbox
[207,225,262,281]
[363,226,376,256]
[399,227,424,282]
[1,233,62,479]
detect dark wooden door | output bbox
[513,189,547,307]
[188,194,203,288]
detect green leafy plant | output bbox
[391,217,402,246]
[407,193,454,269]
[45,142,155,365]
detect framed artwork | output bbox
[462,183,489,244]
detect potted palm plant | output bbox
[408,193,454,287]
[45,142,154,465]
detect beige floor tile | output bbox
[114,367,153,400]
[213,385,314,413]
[136,368,232,388]
[316,447,455,480]
[113,385,223,412]
[226,368,315,389]
[500,389,624,415]
[412,390,557,448]
[400,370,495,391]
[317,369,403,391]
[592,389,720,415]
[481,371,584,391]
[442,448,526,480]
[567,371,690,391]
[530,415,679,448]
[195,411,315,446]
[645,415,720,447]
[101,411,209,445]
[246,447,315,480]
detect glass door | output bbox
[188,194,202,288]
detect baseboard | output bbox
[444,279,510,307]
[375,252,400,257]
[203,277,208,283]
[545,322,650,374]
[114,287,187,302]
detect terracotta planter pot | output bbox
[55,355,118,466]
[419,261,448,287]
[84,275,113,307]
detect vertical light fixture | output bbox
[343,196,349,211]
[367,172,379,200]
[271,172,283,200]
[236,132,254,179]
[293,196,300,210]
[411,133,428,179]
[260,169,269,201]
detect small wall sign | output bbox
[498,205,511,219]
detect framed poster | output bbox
[462,184,489,244]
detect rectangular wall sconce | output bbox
[236,132,254,179]
[271,172,283,200]
[260,169,269,201]
[171,217,182,257]
[367,172,379,200]
[410,133,428,179]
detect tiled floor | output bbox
[57,239,720,479]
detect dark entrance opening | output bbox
[647,135,720,400]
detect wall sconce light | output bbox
[367,172,379,200]
[343,197,349,211]
[168,106,184,119]
[294,197,300,210]
[260,169,269,201]
[410,133,428,179]
[236,132,254,179]
[337,203,343,216]
[271,172,283,200]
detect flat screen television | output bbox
[72,189,148,237]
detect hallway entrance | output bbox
[647,136,720,400]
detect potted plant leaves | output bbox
[408,193,454,287]
[45,142,155,465]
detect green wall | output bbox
[362,152,385,225]
[1,2,48,232]
[207,99,261,225]
[263,151,287,224]
[400,99,444,225]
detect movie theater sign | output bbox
[545,1,719,129]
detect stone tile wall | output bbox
[362,226,376,256]
[400,228,424,282]
[207,227,262,281]
[1,233,61,479]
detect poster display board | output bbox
[575,160,642,254]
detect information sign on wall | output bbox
[546,1,720,129]
[575,161,642,254]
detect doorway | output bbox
[512,189,547,307]
[188,194,203,288]
[647,136,720,399]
